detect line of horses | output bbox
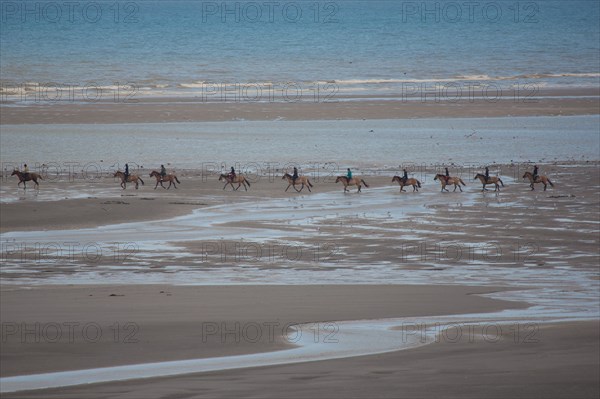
[10,169,554,192]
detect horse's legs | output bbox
[154,181,159,189]
[543,183,547,191]
[358,185,361,193]
[285,184,291,192]
[307,183,311,193]
[243,182,247,191]
[222,183,228,190]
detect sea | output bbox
[1,0,599,98]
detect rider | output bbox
[229,166,236,180]
[402,168,408,183]
[444,167,450,183]
[22,163,30,180]
[124,163,130,181]
[532,165,539,182]
[484,166,489,183]
[347,168,353,181]
[160,164,167,179]
[292,167,299,184]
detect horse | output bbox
[219,174,251,191]
[474,173,504,192]
[11,170,42,189]
[336,176,369,193]
[392,176,421,192]
[114,171,144,189]
[433,174,466,192]
[150,171,181,189]
[282,173,313,192]
[523,171,554,191]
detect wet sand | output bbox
[6,321,596,399]
[1,162,598,396]
[1,88,599,124]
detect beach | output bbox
[2,0,600,396]
[1,152,599,397]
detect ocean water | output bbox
[1,0,599,98]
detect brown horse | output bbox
[474,173,504,192]
[11,170,42,189]
[150,171,181,189]
[219,174,251,191]
[523,171,554,191]
[282,173,313,192]
[114,171,144,189]
[336,176,369,193]
[433,174,466,192]
[392,175,421,192]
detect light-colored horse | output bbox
[336,176,369,193]
[392,175,421,192]
[474,173,504,192]
[150,171,181,189]
[11,170,42,189]
[114,171,145,189]
[282,173,313,192]
[219,174,251,191]
[433,174,466,192]
[523,171,554,191]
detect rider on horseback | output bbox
[444,167,450,183]
[22,164,30,180]
[292,167,299,184]
[160,164,167,179]
[124,163,130,181]
[402,168,408,183]
[229,167,236,180]
[347,168,353,181]
[532,165,539,182]
[484,166,490,183]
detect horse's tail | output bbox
[139,177,145,185]
[361,179,369,188]
[175,176,181,184]
[417,180,421,188]
[459,178,465,186]
[498,178,504,187]
[307,179,313,188]
[547,178,553,187]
